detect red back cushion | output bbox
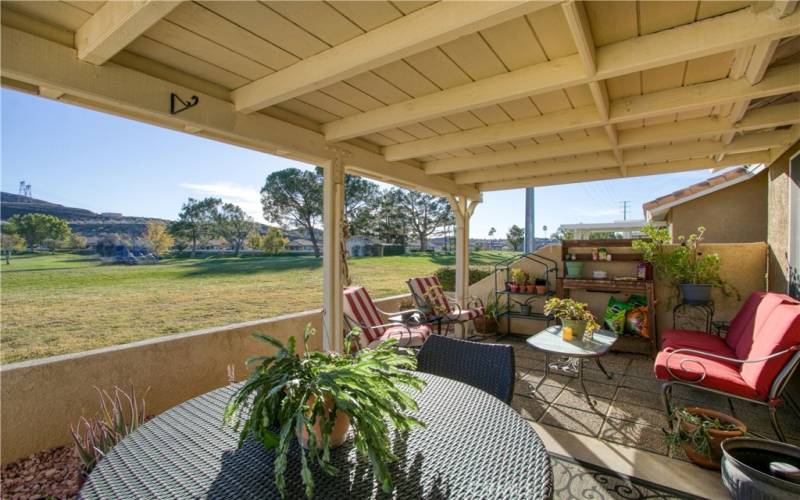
[733,293,792,360]
[343,286,385,344]
[739,302,800,398]
[409,276,451,314]
[724,292,765,351]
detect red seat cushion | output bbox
[654,349,758,400]
[739,302,800,398]
[661,329,732,353]
[367,325,431,349]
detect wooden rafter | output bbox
[76,1,181,65]
[323,6,800,142]
[232,1,556,113]
[1,26,476,199]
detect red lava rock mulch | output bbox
[1,446,84,500]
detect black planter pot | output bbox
[722,437,800,499]
[680,283,712,304]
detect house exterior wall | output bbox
[668,170,768,243]
[767,142,800,294]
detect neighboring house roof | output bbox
[558,220,663,232]
[288,239,314,246]
[643,165,767,221]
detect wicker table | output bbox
[527,326,619,408]
[80,373,552,499]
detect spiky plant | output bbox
[224,325,426,499]
[70,386,148,472]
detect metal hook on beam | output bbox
[170,93,199,115]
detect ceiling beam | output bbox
[232,1,556,114]
[386,64,800,161]
[454,152,619,185]
[324,6,800,142]
[2,26,476,199]
[421,101,800,174]
[476,151,771,191]
[75,1,180,65]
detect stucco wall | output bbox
[0,294,410,464]
[468,243,767,347]
[767,141,799,294]
[668,170,767,243]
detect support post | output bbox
[448,195,480,310]
[322,158,345,353]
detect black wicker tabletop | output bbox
[80,373,552,499]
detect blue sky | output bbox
[2,89,722,238]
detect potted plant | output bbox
[224,326,426,498]
[510,268,526,293]
[633,225,738,304]
[543,297,600,340]
[525,278,535,294]
[664,406,746,470]
[474,294,508,335]
[535,277,547,295]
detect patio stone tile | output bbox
[670,386,730,407]
[615,387,663,410]
[554,389,611,414]
[515,380,563,402]
[594,353,633,371]
[564,378,618,399]
[582,367,625,385]
[519,369,572,387]
[624,357,657,378]
[672,395,730,414]
[600,418,669,456]
[539,405,605,437]
[607,400,669,428]
[619,374,663,393]
[730,401,800,442]
[511,395,549,421]
[515,368,530,380]
[515,355,546,371]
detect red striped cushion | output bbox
[343,286,385,343]
[409,276,452,314]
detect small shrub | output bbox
[70,386,148,472]
[434,267,492,291]
[383,244,405,256]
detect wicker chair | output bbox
[416,335,515,403]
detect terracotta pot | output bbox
[525,284,535,294]
[510,284,520,293]
[535,285,546,295]
[680,407,746,470]
[297,394,351,449]
[474,316,498,335]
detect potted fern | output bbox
[543,297,600,340]
[224,326,426,498]
[664,406,746,470]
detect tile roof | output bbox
[642,167,751,212]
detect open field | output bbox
[0,251,515,364]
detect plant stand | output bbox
[493,252,558,335]
[673,301,714,334]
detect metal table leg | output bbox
[578,358,595,408]
[595,358,614,380]
[533,352,550,395]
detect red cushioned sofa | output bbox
[655,292,800,441]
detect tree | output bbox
[488,227,497,250]
[6,213,71,251]
[67,233,87,250]
[392,189,449,251]
[375,189,409,246]
[1,232,25,264]
[247,232,264,251]
[507,225,524,251]
[142,220,175,257]
[313,167,381,236]
[261,227,287,255]
[215,203,254,256]
[171,197,221,258]
[261,168,323,257]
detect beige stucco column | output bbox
[448,195,481,309]
[322,158,345,353]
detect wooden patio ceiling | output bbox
[2,1,799,196]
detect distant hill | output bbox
[0,192,312,241]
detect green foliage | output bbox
[544,297,600,333]
[171,197,221,257]
[510,268,527,284]
[70,386,148,472]
[382,244,405,256]
[224,325,426,498]
[261,227,288,254]
[483,293,510,318]
[142,220,174,257]
[261,168,323,257]
[215,203,255,256]
[663,407,741,457]
[6,213,72,251]
[506,225,524,251]
[433,266,493,291]
[632,225,737,298]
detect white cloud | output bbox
[179,182,265,223]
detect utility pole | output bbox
[620,200,631,221]
[524,188,535,253]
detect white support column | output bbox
[322,158,345,353]
[449,195,480,311]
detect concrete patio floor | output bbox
[479,334,800,496]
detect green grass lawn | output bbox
[0,251,515,364]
